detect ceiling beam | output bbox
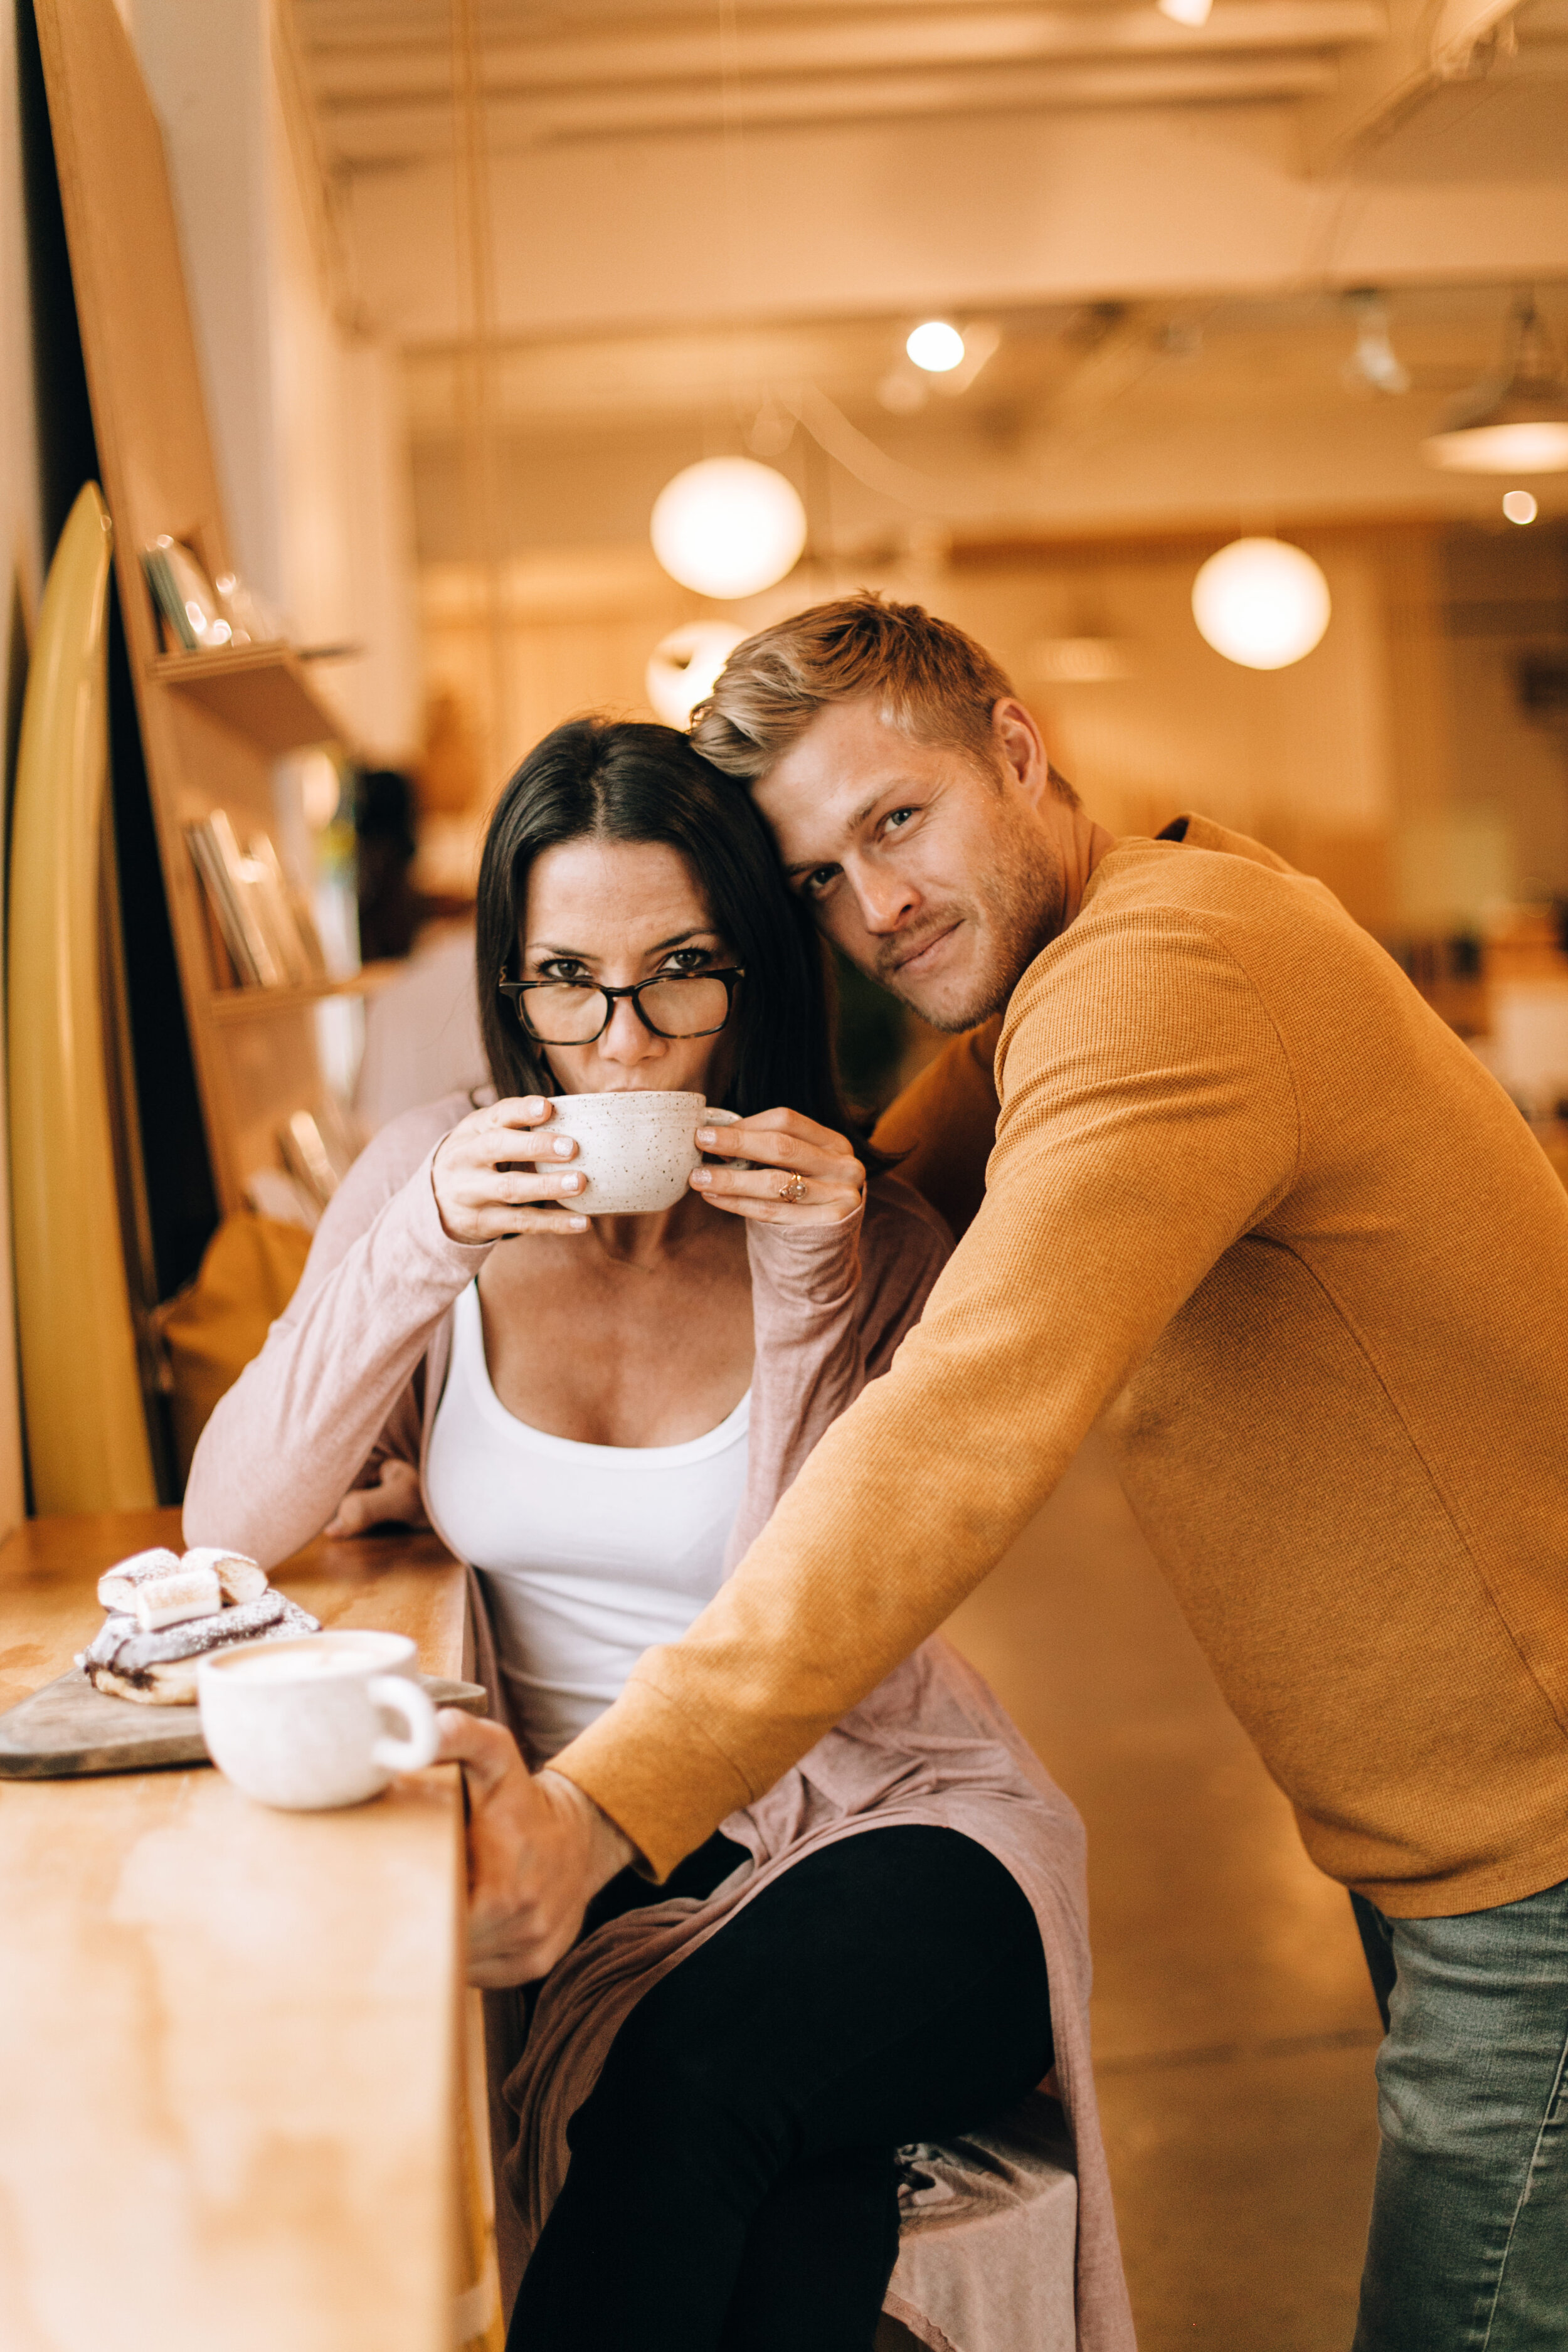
[305,1,1387,103]
[297,0,1373,26]
[322,55,1350,159]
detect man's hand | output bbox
[435,1711,635,1986]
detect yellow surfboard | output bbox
[8,482,156,1512]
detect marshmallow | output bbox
[97,1547,183,1614]
[132,1564,223,1633]
[179,1546,269,1606]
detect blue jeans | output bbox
[1351,1877,1568,2350]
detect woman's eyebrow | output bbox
[524,926,716,960]
[647,926,716,953]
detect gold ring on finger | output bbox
[779,1173,808,1203]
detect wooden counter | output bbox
[0,1511,480,2352]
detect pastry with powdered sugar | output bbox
[78,1591,321,1705]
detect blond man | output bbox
[440,595,1568,2351]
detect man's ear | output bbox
[992,697,1051,809]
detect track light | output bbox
[1343,290,1410,397]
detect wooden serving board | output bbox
[0,1666,487,1779]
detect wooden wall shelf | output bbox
[151,646,343,756]
[208,964,405,1026]
[37,0,380,1224]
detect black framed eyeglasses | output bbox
[497,967,744,1046]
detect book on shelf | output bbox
[142,538,226,653]
[187,814,265,984]
[141,538,282,654]
[186,810,329,992]
[189,841,242,988]
[250,833,329,984]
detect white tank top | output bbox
[425,1281,750,1762]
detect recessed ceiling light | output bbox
[1503,490,1539,525]
[1158,0,1213,25]
[906,321,965,374]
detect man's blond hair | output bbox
[691,591,1078,805]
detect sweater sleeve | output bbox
[725,1182,951,1566]
[871,1017,1002,1239]
[551,908,1301,1873]
[183,1113,492,1565]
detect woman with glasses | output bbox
[186,718,1124,2352]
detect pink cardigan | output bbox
[188,1095,954,1580]
[186,1096,1135,2352]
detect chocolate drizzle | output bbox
[78,1591,320,1677]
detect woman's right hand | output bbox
[431,1096,590,1244]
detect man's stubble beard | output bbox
[876,824,1064,1035]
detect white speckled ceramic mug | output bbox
[545,1091,742,1216]
[198,1629,438,1811]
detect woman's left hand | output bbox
[690,1108,865,1226]
[322,1458,428,1540]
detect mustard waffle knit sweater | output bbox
[556,818,1568,1916]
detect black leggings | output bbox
[509,1824,1052,2352]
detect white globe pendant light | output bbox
[650,457,807,600]
[1191,538,1331,671]
[645,620,747,729]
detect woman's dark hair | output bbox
[476,716,881,1157]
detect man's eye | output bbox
[802,866,839,898]
[883,807,916,833]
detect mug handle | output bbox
[369,1675,440,1773]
